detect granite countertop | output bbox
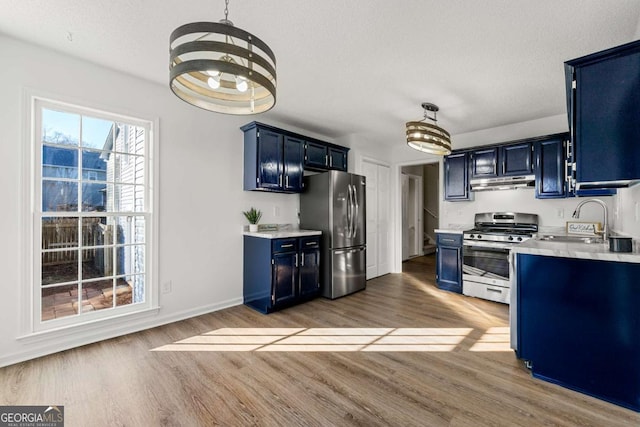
[513,234,640,263]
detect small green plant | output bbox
[242,207,262,224]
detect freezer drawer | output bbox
[324,246,366,299]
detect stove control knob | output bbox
[477,235,482,239]
[508,236,514,241]
[517,237,523,242]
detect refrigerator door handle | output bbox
[352,184,359,239]
[347,184,353,238]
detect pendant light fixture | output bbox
[406,103,452,155]
[169,0,277,114]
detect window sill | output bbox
[17,306,160,344]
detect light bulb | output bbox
[207,75,220,89]
[236,76,248,92]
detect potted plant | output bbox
[243,207,262,232]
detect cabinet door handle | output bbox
[330,155,333,168]
[301,253,304,267]
[279,174,283,187]
[285,175,289,187]
[502,162,505,175]
[325,154,329,166]
[281,244,294,248]
[305,241,317,246]
[487,287,503,293]
[295,253,298,267]
[441,238,456,243]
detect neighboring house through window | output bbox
[30,97,155,331]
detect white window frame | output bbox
[23,93,159,334]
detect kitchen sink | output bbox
[536,235,604,244]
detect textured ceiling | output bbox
[1,0,639,148]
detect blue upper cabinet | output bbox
[444,151,471,201]
[243,122,348,193]
[534,136,567,199]
[501,142,533,176]
[470,147,498,178]
[257,128,284,190]
[304,141,349,172]
[283,136,304,192]
[304,141,327,169]
[328,147,348,171]
[565,40,640,189]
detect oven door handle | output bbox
[463,243,511,253]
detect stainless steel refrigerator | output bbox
[300,171,366,299]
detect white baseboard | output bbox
[0,297,243,368]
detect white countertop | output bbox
[513,236,640,263]
[435,225,471,234]
[244,229,322,239]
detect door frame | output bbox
[392,159,442,273]
[402,172,423,260]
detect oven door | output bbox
[462,243,511,304]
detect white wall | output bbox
[616,185,640,238]
[0,34,302,366]
[441,189,616,231]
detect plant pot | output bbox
[249,224,259,232]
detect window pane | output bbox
[81,149,107,182]
[80,281,114,313]
[42,217,79,250]
[41,252,79,285]
[114,279,133,307]
[81,217,113,246]
[42,146,78,179]
[42,180,78,212]
[114,153,144,184]
[42,109,79,146]
[42,284,79,321]
[134,217,145,243]
[82,116,114,150]
[106,184,143,212]
[82,182,107,211]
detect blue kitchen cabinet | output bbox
[500,142,532,176]
[516,253,640,411]
[243,123,303,193]
[444,151,471,201]
[534,136,567,198]
[304,141,328,169]
[565,39,640,188]
[435,233,463,293]
[244,235,321,313]
[283,135,304,192]
[304,141,349,172]
[470,147,498,178]
[298,236,321,299]
[328,147,348,171]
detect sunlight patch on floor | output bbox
[151,326,512,353]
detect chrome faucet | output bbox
[572,198,609,241]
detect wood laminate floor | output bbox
[2,255,639,426]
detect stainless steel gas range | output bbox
[462,212,538,304]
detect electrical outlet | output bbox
[556,208,564,219]
[162,280,172,294]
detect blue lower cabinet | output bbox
[244,235,321,313]
[517,254,640,411]
[435,233,463,293]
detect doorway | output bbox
[362,159,391,280]
[400,163,440,267]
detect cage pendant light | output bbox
[406,103,451,155]
[169,0,277,114]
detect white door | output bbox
[362,159,390,279]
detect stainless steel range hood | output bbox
[470,175,535,191]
